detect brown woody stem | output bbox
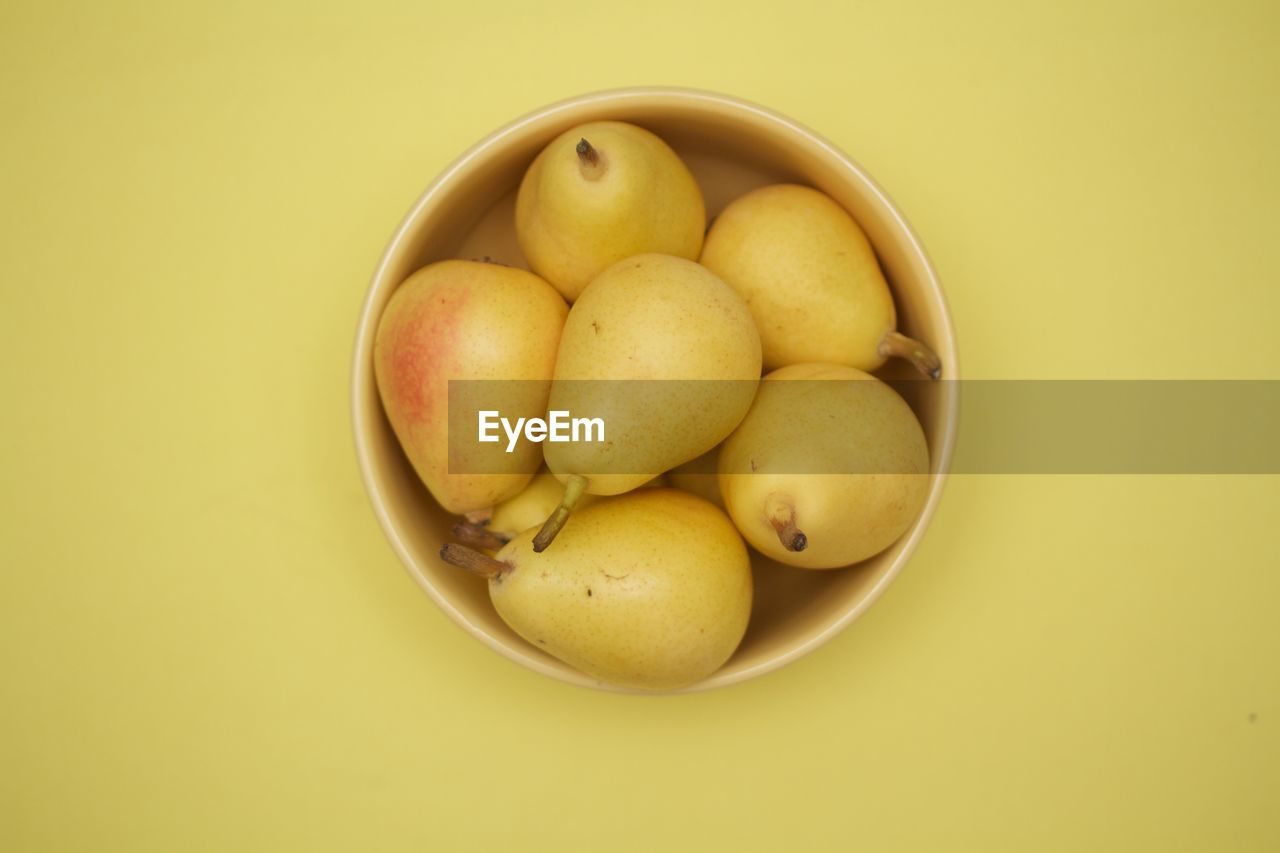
[532,474,588,553]
[576,138,604,180]
[770,515,808,552]
[439,543,509,579]
[765,495,807,552]
[878,331,942,380]
[451,523,508,552]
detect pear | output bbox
[534,254,761,550]
[450,470,599,550]
[700,183,941,378]
[374,260,567,515]
[718,363,930,569]
[440,489,752,691]
[453,472,669,552]
[516,121,705,301]
[489,470,593,541]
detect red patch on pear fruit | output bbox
[382,283,469,425]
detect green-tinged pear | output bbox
[719,363,930,568]
[535,254,761,550]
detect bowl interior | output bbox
[353,90,958,692]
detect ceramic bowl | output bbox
[351,87,959,692]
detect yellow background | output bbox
[3,0,1277,849]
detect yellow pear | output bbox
[516,121,705,301]
[440,489,752,691]
[700,183,941,378]
[535,254,761,550]
[452,471,667,552]
[373,260,567,514]
[489,470,592,541]
[718,363,930,569]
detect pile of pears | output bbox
[374,121,939,690]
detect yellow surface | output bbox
[2,0,1277,849]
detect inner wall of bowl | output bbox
[361,93,952,689]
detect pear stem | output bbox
[878,331,942,380]
[575,138,604,180]
[766,496,807,552]
[770,516,808,552]
[451,522,508,552]
[439,543,509,579]
[532,474,588,553]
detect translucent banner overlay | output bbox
[447,380,1280,474]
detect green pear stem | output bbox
[878,331,942,380]
[575,138,604,180]
[451,522,508,552]
[532,473,588,553]
[439,543,509,579]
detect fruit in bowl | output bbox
[533,252,762,552]
[516,120,706,301]
[373,260,567,515]
[351,88,958,693]
[442,488,752,691]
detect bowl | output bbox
[351,87,959,692]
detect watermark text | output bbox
[478,410,605,453]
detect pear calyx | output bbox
[463,507,493,525]
[878,331,942,380]
[575,138,605,180]
[532,473,588,552]
[439,543,510,579]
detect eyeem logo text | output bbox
[478,410,605,453]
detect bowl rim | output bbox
[350,85,960,693]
